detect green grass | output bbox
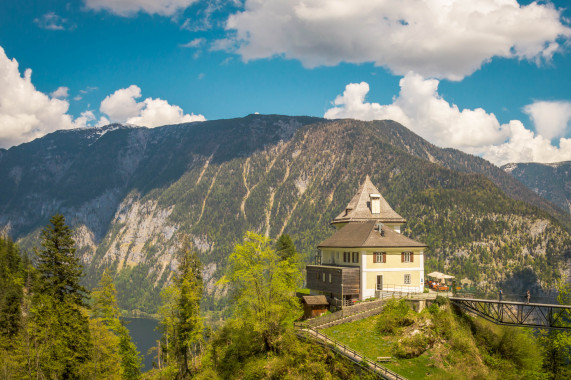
[296,288,310,294]
[323,314,447,380]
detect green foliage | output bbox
[36,214,87,306]
[156,237,204,378]
[92,269,143,379]
[376,298,415,335]
[275,234,298,261]
[0,237,25,338]
[25,214,93,378]
[174,238,204,378]
[221,231,302,353]
[393,333,433,359]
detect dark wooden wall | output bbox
[306,265,360,296]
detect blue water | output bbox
[124,317,161,372]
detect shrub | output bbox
[393,333,433,358]
[376,299,414,335]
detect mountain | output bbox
[502,161,570,215]
[0,115,569,314]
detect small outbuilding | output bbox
[301,295,329,319]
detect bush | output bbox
[376,299,414,335]
[393,333,433,358]
[434,295,448,306]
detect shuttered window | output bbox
[352,252,359,263]
[402,252,412,263]
[373,252,386,263]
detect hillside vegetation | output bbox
[0,116,569,314]
[324,297,571,379]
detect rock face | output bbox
[502,161,571,215]
[1,115,569,313]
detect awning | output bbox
[427,271,455,279]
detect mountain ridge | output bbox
[1,115,568,313]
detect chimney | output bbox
[370,194,381,214]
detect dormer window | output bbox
[370,193,381,214]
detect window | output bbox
[329,273,332,283]
[352,252,359,263]
[322,272,326,282]
[343,252,350,263]
[316,271,319,280]
[336,252,340,261]
[402,251,413,263]
[404,274,411,284]
[373,252,386,263]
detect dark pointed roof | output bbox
[318,221,426,249]
[331,175,406,225]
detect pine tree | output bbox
[28,214,92,378]
[92,270,142,380]
[36,214,87,306]
[274,234,298,262]
[0,237,24,338]
[174,238,203,378]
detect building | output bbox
[306,176,427,303]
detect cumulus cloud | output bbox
[34,12,75,31]
[50,86,69,99]
[0,46,75,148]
[84,0,199,16]
[523,101,571,140]
[324,74,571,165]
[100,85,145,122]
[222,0,571,80]
[99,85,205,127]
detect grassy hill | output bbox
[322,298,548,379]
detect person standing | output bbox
[526,290,530,304]
[499,289,503,302]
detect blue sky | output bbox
[0,0,570,165]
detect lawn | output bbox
[322,315,447,380]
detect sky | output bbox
[0,0,570,165]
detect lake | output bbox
[124,317,161,372]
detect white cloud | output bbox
[222,0,571,80]
[324,74,571,165]
[523,100,571,140]
[100,85,145,122]
[50,86,69,99]
[180,38,206,48]
[73,110,96,129]
[100,85,206,127]
[0,46,75,149]
[34,12,75,31]
[84,0,200,16]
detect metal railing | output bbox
[308,289,425,329]
[294,323,407,380]
[451,291,559,305]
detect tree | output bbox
[174,238,204,378]
[222,232,302,352]
[0,237,24,338]
[541,281,571,378]
[92,270,142,380]
[275,234,298,262]
[157,237,204,379]
[28,214,92,379]
[36,214,87,306]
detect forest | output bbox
[2,214,571,379]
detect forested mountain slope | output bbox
[0,115,569,313]
[502,161,570,215]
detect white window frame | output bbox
[403,252,411,263]
[404,274,411,284]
